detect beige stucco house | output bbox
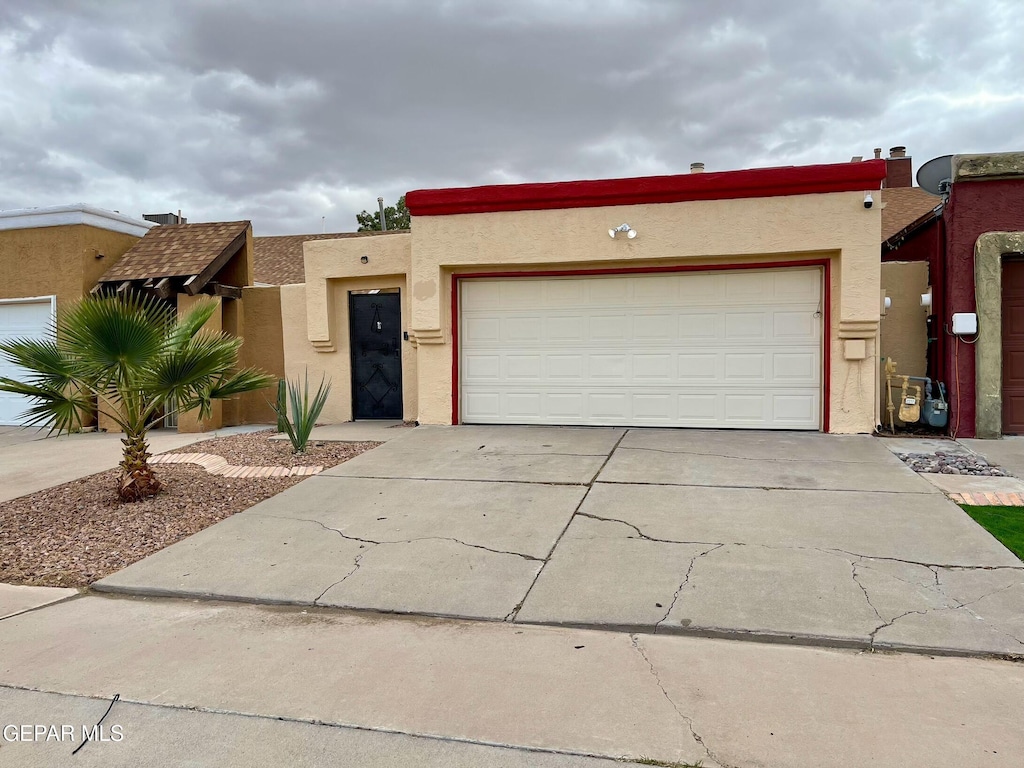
[1,159,892,435]
[0,204,154,425]
[283,160,888,433]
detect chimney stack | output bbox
[884,145,912,188]
[690,162,705,174]
[873,148,882,160]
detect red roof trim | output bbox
[408,160,887,217]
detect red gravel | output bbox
[0,431,379,588]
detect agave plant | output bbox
[272,370,332,454]
[0,292,275,502]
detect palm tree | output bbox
[0,292,274,502]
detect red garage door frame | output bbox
[450,258,832,430]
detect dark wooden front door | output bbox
[350,293,403,420]
[1002,259,1024,433]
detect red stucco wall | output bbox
[942,178,1024,437]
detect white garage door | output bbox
[0,297,54,426]
[459,269,823,429]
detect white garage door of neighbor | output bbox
[459,269,823,429]
[0,297,54,426]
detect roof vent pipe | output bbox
[690,162,705,174]
[377,197,387,231]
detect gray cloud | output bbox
[0,0,1021,235]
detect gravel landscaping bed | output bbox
[0,432,379,588]
[165,428,378,468]
[899,451,1007,476]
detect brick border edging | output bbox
[948,491,1024,506]
[151,453,323,479]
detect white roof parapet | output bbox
[0,203,156,237]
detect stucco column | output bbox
[974,231,1024,438]
[834,240,882,433]
[176,293,223,433]
[304,276,335,352]
[408,234,445,343]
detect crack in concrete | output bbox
[594,478,936,495]
[469,451,611,458]
[868,608,931,647]
[314,547,373,604]
[575,512,722,547]
[506,431,630,623]
[850,561,885,624]
[826,548,1024,572]
[850,559,943,597]
[572,512,1024,576]
[618,444,880,465]
[315,474,588,487]
[630,634,736,768]
[655,545,725,632]
[868,582,1024,650]
[826,553,1024,652]
[253,514,544,562]
[554,510,1024,652]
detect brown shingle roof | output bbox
[100,221,249,282]
[253,230,409,285]
[880,187,940,243]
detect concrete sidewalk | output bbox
[0,687,615,768]
[0,596,1021,768]
[0,425,268,502]
[0,584,77,619]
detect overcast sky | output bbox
[1,1,1020,235]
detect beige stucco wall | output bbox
[879,262,930,425]
[238,286,285,424]
[410,192,881,433]
[176,294,224,433]
[285,192,881,433]
[3,223,142,431]
[282,232,418,423]
[0,224,140,305]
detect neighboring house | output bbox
[253,231,408,285]
[874,147,944,427]
[94,220,285,431]
[282,160,887,433]
[883,151,1024,438]
[0,204,153,426]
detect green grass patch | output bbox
[960,505,1024,561]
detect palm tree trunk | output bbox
[119,432,162,502]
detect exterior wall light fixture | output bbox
[609,223,637,239]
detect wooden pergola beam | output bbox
[154,277,175,300]
[204,282,243,300]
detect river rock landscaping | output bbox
[899,451,1007,476]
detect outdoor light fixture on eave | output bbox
[609,223,637,239]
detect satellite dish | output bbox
[916,155,953,197]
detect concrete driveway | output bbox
[96,426,1024,657]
